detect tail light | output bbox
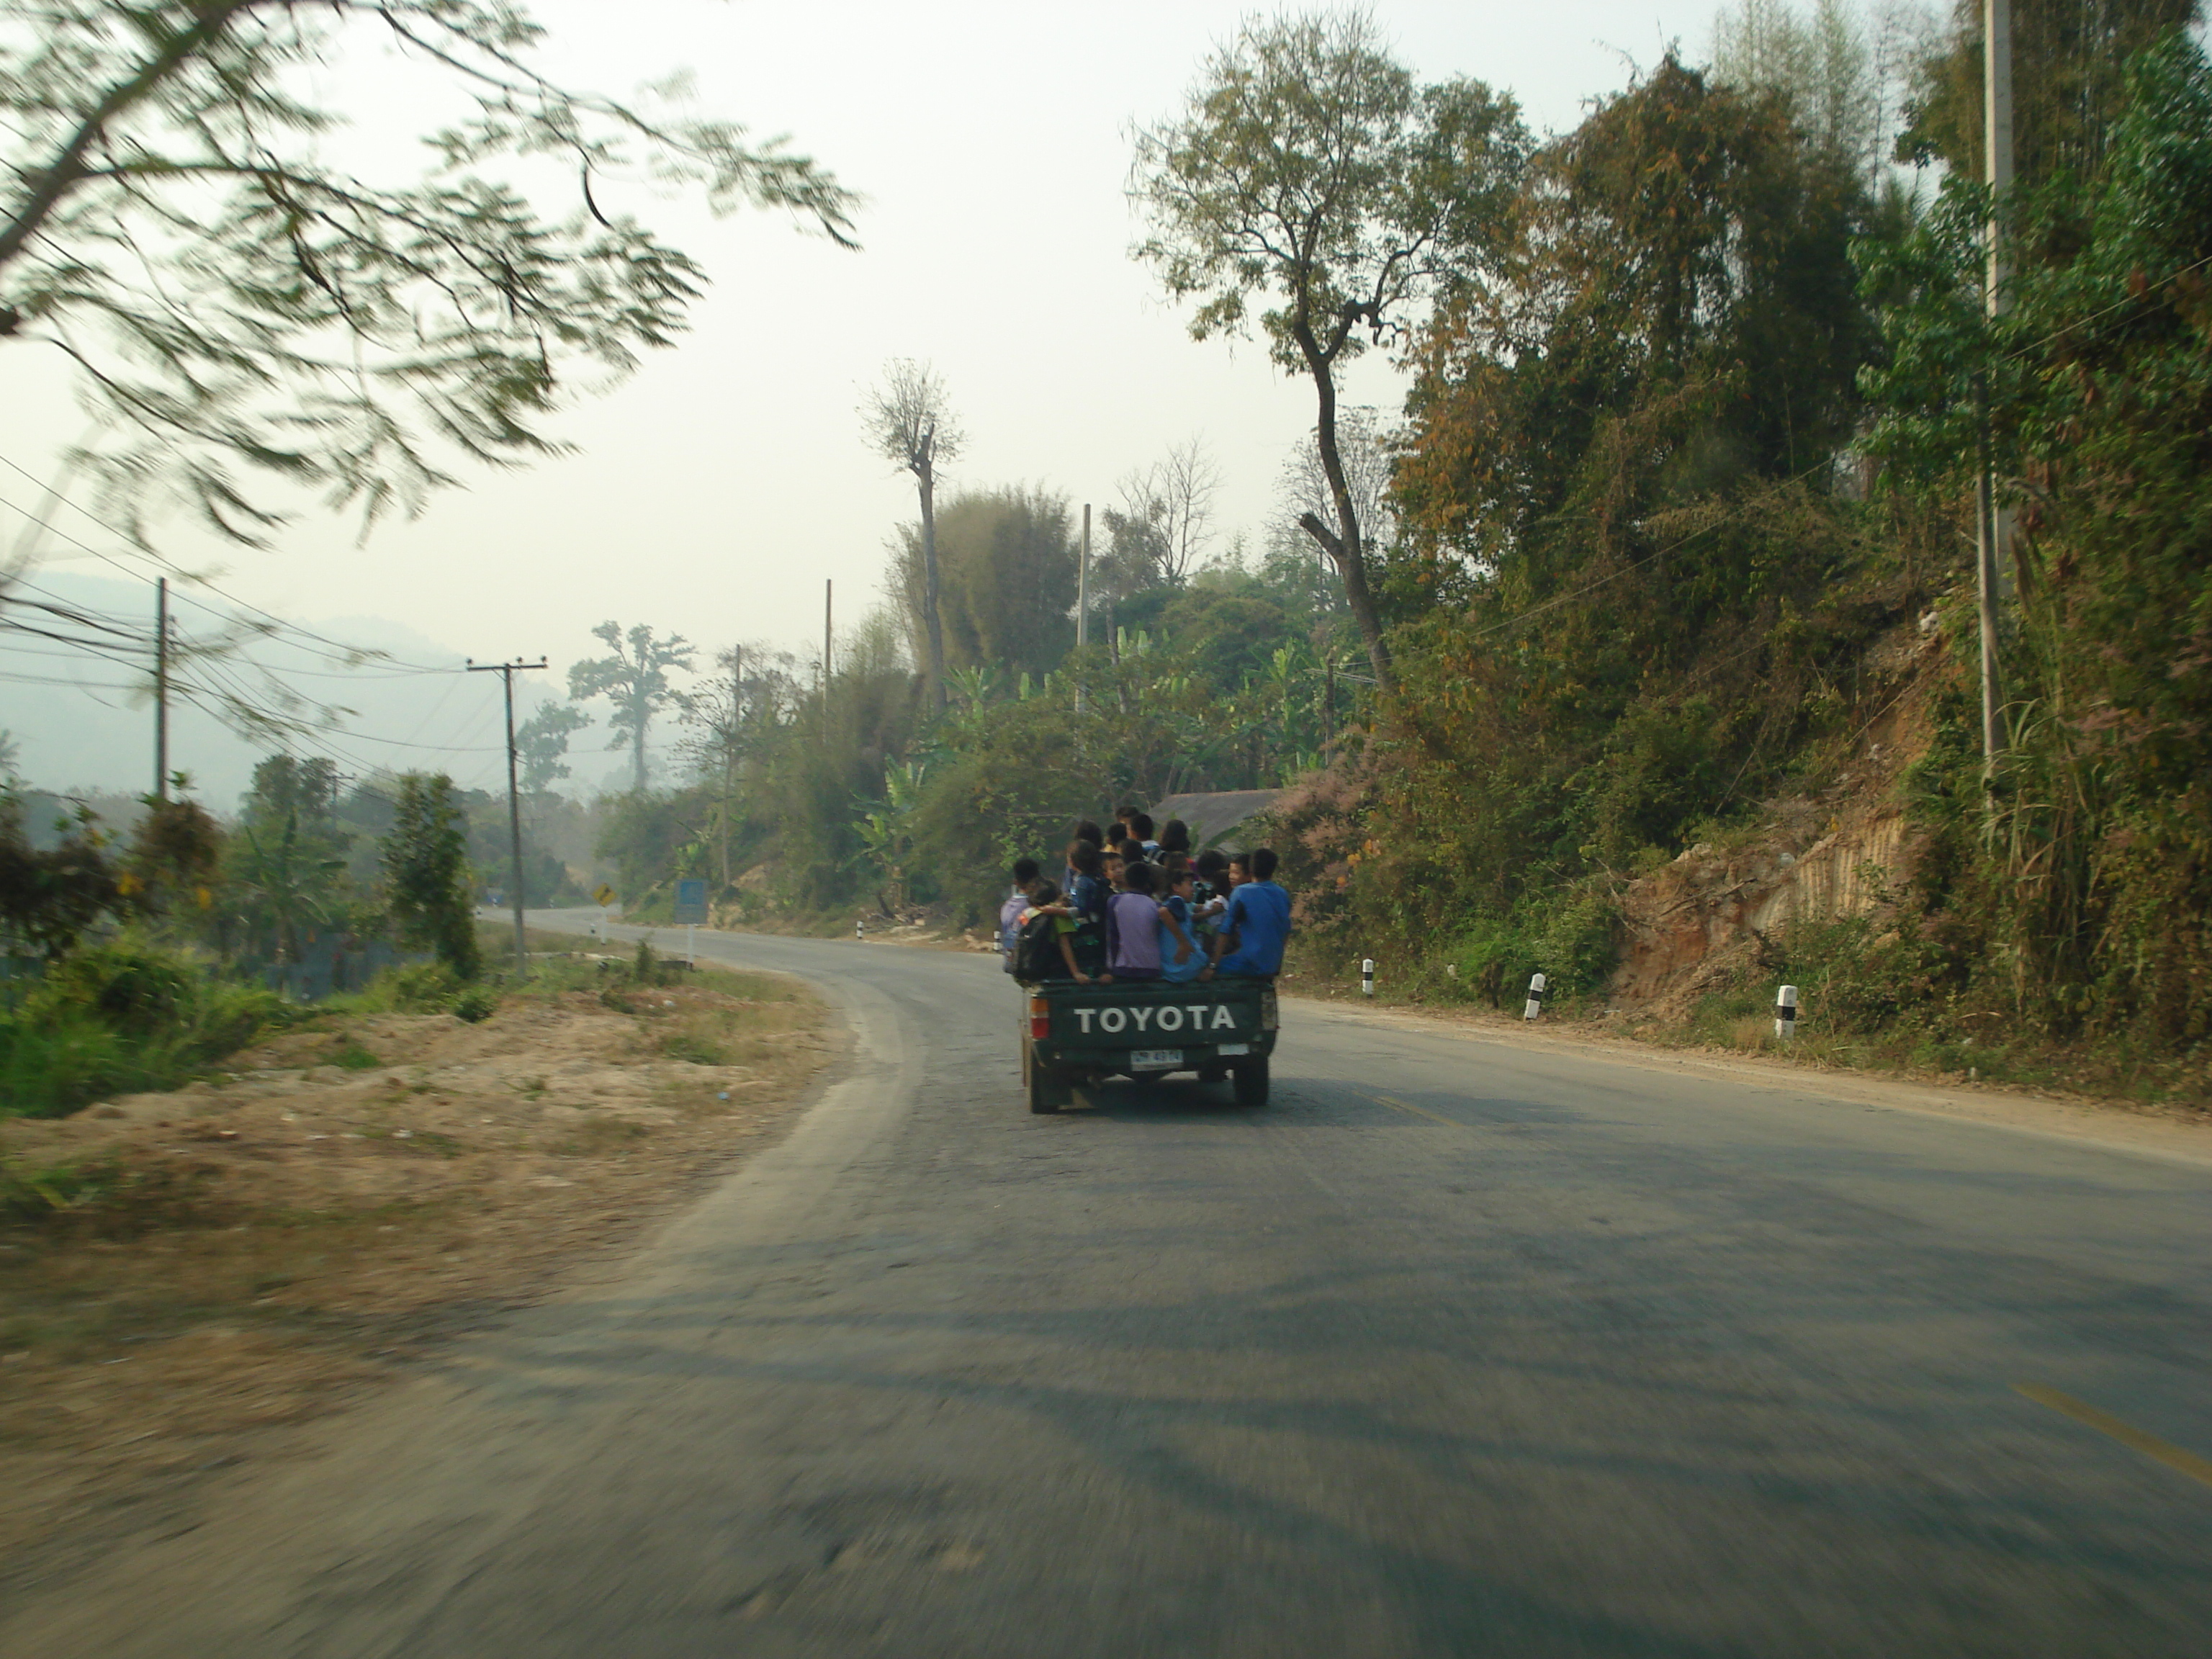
[1260,988,1279,1030]
[1029,995,1051,1040]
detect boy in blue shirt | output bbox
[1205,847,1290,979]
[999,858,1042,969]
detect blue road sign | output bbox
[673,878,709,925]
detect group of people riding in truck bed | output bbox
[999,809,1290,984]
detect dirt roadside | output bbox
[0,960,834,1594]
[1287,987,2212,1168]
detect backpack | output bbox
[1016,912,1071,980]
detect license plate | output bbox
[1129,1048,1183,1070]
[1215,1042,1250,1056]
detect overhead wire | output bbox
[0,450,455,672]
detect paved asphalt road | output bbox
[9,914,2212,1658]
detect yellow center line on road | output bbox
[2016,1384,2212,1490]
[1367,1092,1463,1128]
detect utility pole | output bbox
[153,577,169,799]
[721,644,740,891]
[1077,503,1091,650]
[1977,0,2014,765]
[822,578,833,738]
[1075,503,1090,716]
[466,655,549,978]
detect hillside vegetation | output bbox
[573,5,2209,1103]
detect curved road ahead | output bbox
[11,916,2212,1657]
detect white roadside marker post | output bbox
[1524,972,1547,1022]
[1362,958,1375,997]
[1776,984,1799,1041]
[855,916,866,942]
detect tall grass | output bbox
[0,940,292,1119]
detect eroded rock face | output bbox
[1611,619,1946,1018]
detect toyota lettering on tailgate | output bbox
[1071,1004,1238,1035]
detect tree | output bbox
[1711,0,1935,181]
[0,791,127,957]
[674,644,795,889]
[1896,0,2200,186]
[863,359,962,714]
[243,753,341,828]
[1105,437,1223,589]
[1397,54,1872,617]
[1130,9,1529,695]
[567,622,694,793]
[231,809,344,963]
[516,701,593,795]
[382,772,477,978]
[0,1,857,544]
[891,487,1076,680]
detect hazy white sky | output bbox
[1,1,1721,798]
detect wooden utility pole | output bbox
[153,577,169,799]
[467,656,549,977]
[1977,0,2014,764]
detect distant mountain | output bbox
[0,570,577,811]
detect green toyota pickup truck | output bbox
[1017,976,1279,1112]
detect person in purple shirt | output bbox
[1205,847,1290,978]
[1104,860,1165,980]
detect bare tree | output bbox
[1110,436,1223,588]
[1276,408,1396,565]
[862,360,963,714]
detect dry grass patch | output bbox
[0,964,830,1579]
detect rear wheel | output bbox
[1231,1058,1269,1107]
[1024,1044,1064,1114]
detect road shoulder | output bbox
[1286,990,2212,1170]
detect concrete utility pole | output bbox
[1077,503,1091,650]
[1076,503,1090,716]
[1977,0,2015,764]
[153,576,169,799]
[721,644,741,890]
[467,656,549,977]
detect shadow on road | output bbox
[1062,1075,1255,1119]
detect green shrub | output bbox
[1442,916,1538,1008]
[451,986,499,1024]
[1,1151,117,1226]
[363,961,462,1012]
[31,940,198,1035]
[0,940,287,1118]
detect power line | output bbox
[0,451,453,672]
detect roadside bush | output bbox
[0,940,288,1118]
[32,940,199,1034]
[361,961,462,1012]
[1442,915,1538,1008]
[451,986,499,1023]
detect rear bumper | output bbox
[1032,1032,1276,1077]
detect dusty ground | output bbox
[0,961,831,1589]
